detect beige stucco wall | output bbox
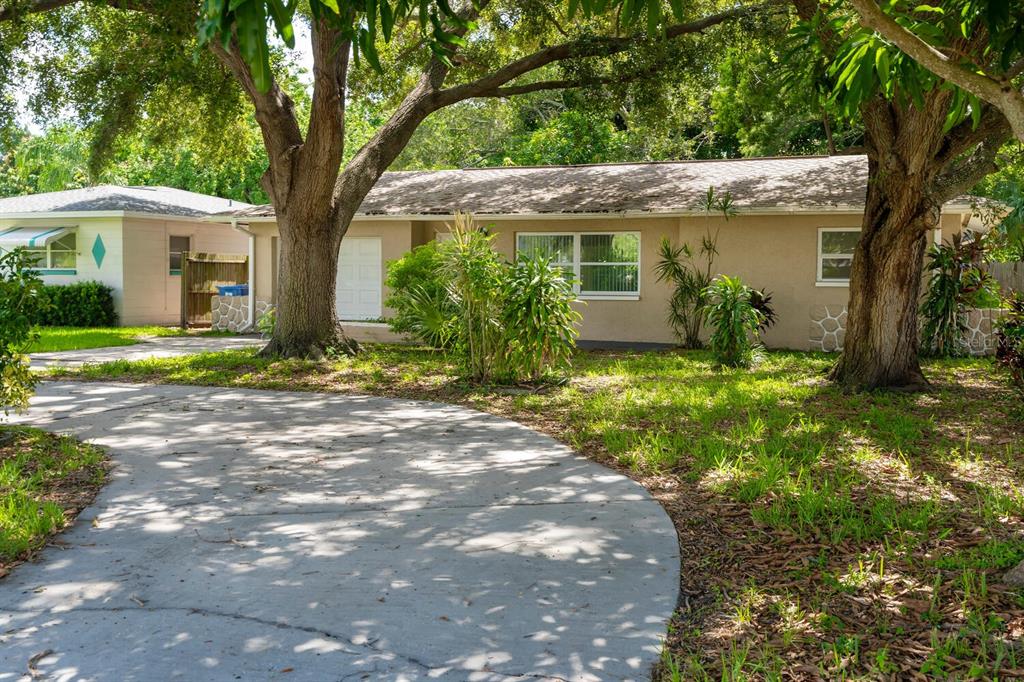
[242,210,971,350]
[121,218,248,325]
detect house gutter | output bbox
[231,219,257,333]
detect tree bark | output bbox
[829,198,933,391]
[260,209,358,359]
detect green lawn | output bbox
[0,427,107,574]
[29,326,190,353]
[47,346,1024,679]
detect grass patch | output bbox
[47,346,1024,678]
[0,427,108,575]
[29,326,190,353]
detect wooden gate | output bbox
[180,252,248,328]
[990,261,1024,293]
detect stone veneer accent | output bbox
[212,295,273,333]
[809,306,1004,355]
[808,305,847,352]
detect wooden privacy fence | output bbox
[180,252,248,328]
[990,261,1024,294]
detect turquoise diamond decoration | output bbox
[92,235,106,268]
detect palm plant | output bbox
[654,187,733,348]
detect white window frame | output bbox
[816,227,859,287]
[515,231,641,300]
[27,231,78,272]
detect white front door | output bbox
[335,237,382,320]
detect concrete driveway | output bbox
[0,382,679,681]
[30,335,266,370]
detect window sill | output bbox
[35,269,77,276]
[578,294,640,301]
[815,281,849,288]
[169,269,182,276]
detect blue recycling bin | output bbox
[217,284,249,297]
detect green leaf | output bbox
[266,0,295,49]
[875,46,891,91]
[380,0,395,41]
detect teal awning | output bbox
[0,226,75,249]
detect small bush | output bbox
[749,288,777,331]
[389,213,582,384]
[1,249,48,412]
[501,253,582,382]
[703,275,764,368]
[996,292,1024,394]
[385,241,455,347]
[37,281,117,327]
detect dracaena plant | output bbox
[703,275,765,369]
[920,231,1001,357]
[500,253,582,383]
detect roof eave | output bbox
[0,210,229,222]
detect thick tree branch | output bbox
[431,2,774,107]
[301,18,350,216]
[849,0,1024,141]
[210,41,303,207]
[0,0,75,21]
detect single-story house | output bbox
[212,154,985,351]
[0,186,251,325]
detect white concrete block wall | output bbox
[0,216,126,321]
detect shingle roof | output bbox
[225,155,885,220]
[0,185,251,218]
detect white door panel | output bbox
[336,238,382,320]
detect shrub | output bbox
[256,307,276,338]
[393,213,582,384]
[37,281,117,327]
[384,241,455,347]
[703,275,765,368]
[749,288,778,332]
[440,213,507,382]
[501,253,582,383]
[996,292,1024,394]
[0,249,48,413]
[920,231,1000,357]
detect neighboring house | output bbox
[0,186,251,325]
[215,155,978,351]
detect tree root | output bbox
[258,326,361,360]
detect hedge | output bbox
[37,281,118,327]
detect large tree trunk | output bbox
[829,99,947,391]
[259,210,358,359]
[829,93,1010,391]
[829,195,934,390]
